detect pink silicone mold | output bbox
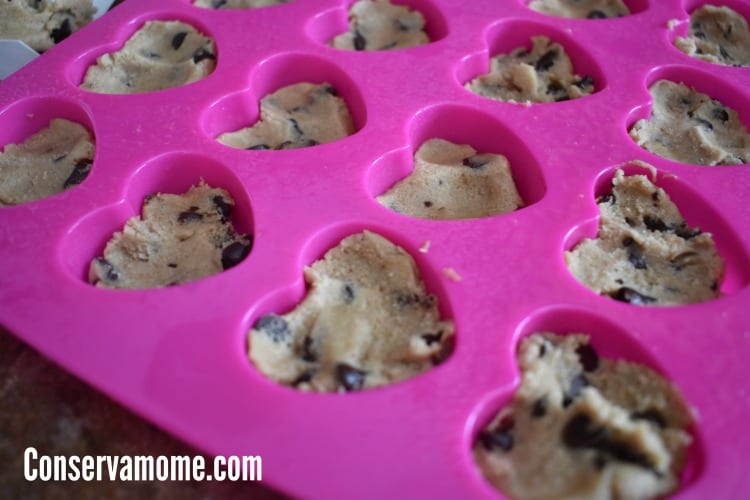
[1,0,749,498]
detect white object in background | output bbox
[0,0,116,80]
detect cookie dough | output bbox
[466,36,595,104]
[193,0,291,8]
[565,168,723,306]
[629,80,750,165]
[0,0,96,52]
[80,20,216,94]
[89,182,252,289]
[216,82,355,150]
[474,332,693,500]
[528,0,629,19]
[376,138,524,220]
[248,231,455,392]
[675,5,750,67]
[330,0,429,51]
[0,119,94,206]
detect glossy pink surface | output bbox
[1,0,749,498]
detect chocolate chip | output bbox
[643,215,668,232]
[532,397,547,418]
[631,409,666,428]
[719,45,730,59]
[301,335,316,362]
[63,158,92,189]
[694,30,706,40]
[50,18,72,44]
[52,153,68,163]
[221,240,251,269]
[304,139,319,147]
[563,374,589,407]
[167,263,178,268]
[292,370,315,386]
[430,334,454,364]
[322,84,337,96]
[712,107,729,122]
[171,31,188,50]
[575,75,594,89]
[597,193,616,205]
[673,223,701,240]
[342,283,355,303]
[695,117,714,130]
[336,363,366,391]
[623,237,647,270]
[212,195,232,221]
[192,48,216,64]
[535,49,558,71]
[354,30,366,51]
[546,81,564,95]
[212,0,228,6]
[575,343,599,372]
[608,287,657,305]
[462,156,489,169]
[247,144,270,150]
[564,415,655,469]
[539,343,547,358]
[255,314,290,342]
[625,217,636,227]
[177,209,204,223]
[586,10,607,19]
[423,201,433,207]
[421,331,444,346]
[651,191,659,202]
[479,416,515,452]
[95,258,119,282]
[289,118,304,137]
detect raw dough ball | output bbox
[216,82,355,150]
[466,36,595,104]
[376,138,524,220]
[474,332,692,500]
[89,182,252,289]
[629,80,750,165]
[80,20,217,94]
[528,0,629,19]
[193,0,291,8]
[565,168,723,306]
[675,5,750,67]
[0,0,96,52]
[0,119,94,206]
[330,0,429,51]
[248,231,455,392]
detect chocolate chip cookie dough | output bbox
[193,0,292,8]
[216,82,355,150]
[466,36,595,104]
[0,0,96,52]
[528,0,629,19]
[675,5,750,67]
[376,138,524,220]
[474,333,693,500]
[248,231,454,392]
[565,168,723,306]
[80,20,217,94]
[330,0,429,51]
[629,80,750,165]
[0,119,94,206]
[89,182,252,289]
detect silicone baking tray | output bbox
[1,0,749,497]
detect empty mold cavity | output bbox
[563,162,750,300]
[671,0,750,67]
[457,19,606,104]
[367,104,545,218]
[526,0,649,18]
[0,97,96,206]
[307,0,448,47]
[60,152,253,286]
[468,307,703,499]
[627,66,750,165]
[202,52,365,147]
[244,222,455,393]
[69,13,218,92]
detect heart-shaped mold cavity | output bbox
[627,66,750,166]
[201,52,366,148]
[307,0,448,48]
[59,151,253,287]
[525,0,649,18]
[367,103,545,219]
[69,12,218,93]
[457,19,606,104]
[0,96,96,206]
[467,306,704,499]
[243,222,455,393]
[671,0,750,67]
[563,162,750,303]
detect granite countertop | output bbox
[0,327,287,499]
